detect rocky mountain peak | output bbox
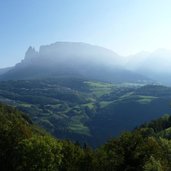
[25,46,38,59]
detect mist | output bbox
[1,41,171,85]
[0,42,147,83]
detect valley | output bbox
[0,77,170,146]
[2,0,171,169]
[1,42,171,147]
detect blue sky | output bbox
[1,0,171,68]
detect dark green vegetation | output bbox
[1,103,171,171]
[0,77,171,146]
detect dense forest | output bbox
[1,103,171,171]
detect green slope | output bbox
[0,78,171,146]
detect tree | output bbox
[15,135,63,171]
[143,156,163,171]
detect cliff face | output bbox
[16,46,39,67]
[0,42,149,82]
[18,42,122,67]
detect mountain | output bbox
[126,49,171,84]
[0,42,149,83]
[1,43,171,170]
[0,67,13,75]
[2,44,171,84]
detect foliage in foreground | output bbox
[1,103,171,170]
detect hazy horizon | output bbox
[1,41,171,69]
[1,0,171,68]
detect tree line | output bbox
[0,103,171,171]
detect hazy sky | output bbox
[1,0,171,68]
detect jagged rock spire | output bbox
[25,46,38,59]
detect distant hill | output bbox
[126,49,171,85]
[0,42,149,83]
[2,44,171,84]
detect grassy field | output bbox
[85,81,116,97]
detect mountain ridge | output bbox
[0,42,150,83]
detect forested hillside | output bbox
[0,77,171,146]
[1,103,171,170]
